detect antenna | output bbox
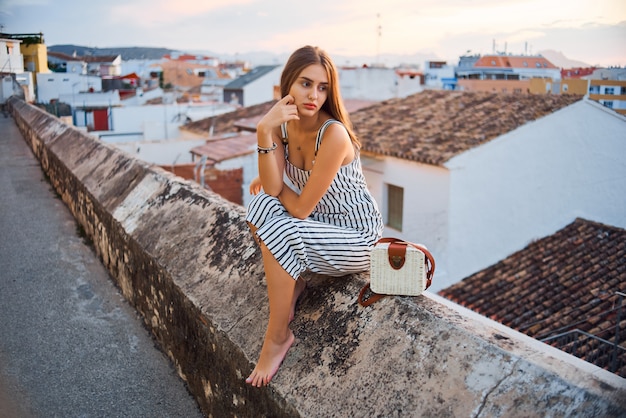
[376,13,382,65]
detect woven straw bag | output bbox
[358,237,435,306]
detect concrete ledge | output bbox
[8,97,625,417]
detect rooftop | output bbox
[439,218,626,377]
[474,55,559,69]
[350,90,583,165]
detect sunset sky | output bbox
[2,0,624,67]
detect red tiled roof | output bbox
[190,133,257,163]
[562,67,596,78]
[350,90,582,166]
[439,218,626,377]
[474,55,558,69]
[182,100,278,137]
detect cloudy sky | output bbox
[1,0,624,67]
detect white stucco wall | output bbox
[36,73,102,104]
[105,103,232,141]
[340,67,423,100]
[0,38,24,74]
[111,138,207,166]
[362,155,450,281]
[242,67,282,107]
[443,99,626,289]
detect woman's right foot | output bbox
[246,330,295,387]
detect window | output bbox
[563,84,568,92]
[386,184,404,231]
[605,87,615,95]
[603,101,614,108]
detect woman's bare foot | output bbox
[246,330,295,387]
[289,279,307,322]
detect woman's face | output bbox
[289,64,329,116]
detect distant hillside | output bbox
[48,45,177,60]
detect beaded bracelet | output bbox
[257,142,277,153]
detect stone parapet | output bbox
[8,97,625,417]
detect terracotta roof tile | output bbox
[182,100,277,137]
[189,133,257,163]
[439,218,626,377]
[474,55,558,69]
[350,90,582,166]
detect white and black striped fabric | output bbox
[246,119,383,279]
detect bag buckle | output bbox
[388,242,407,270]
[390,255,404,269]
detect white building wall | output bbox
[444,99,626,290]
[60,90,121,108]
[362,155,451,282]
[339,67,423,100]
[36,73,102,103]
[0,38,24,73]
[105,103,235,141]
[243,67,282,107]
[113,138,207,166]
[66,61,86,74]
[424,64,455,89]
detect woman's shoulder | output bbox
[318,118,347,138]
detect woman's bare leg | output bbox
[290,277,307,323]
[246,242,296,387]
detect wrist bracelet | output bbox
[257,142,277,153]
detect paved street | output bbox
[0,114,204,418]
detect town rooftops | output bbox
[183,90,582,167]
[439,218,626,377]
[350,90,583,166]
[182,98,378,138]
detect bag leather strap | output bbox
[357,237,435,307]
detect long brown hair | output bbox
[280,45,360,147]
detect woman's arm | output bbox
[279,123,354,219]
[257,96,299,196]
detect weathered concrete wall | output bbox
[8,96,625,417]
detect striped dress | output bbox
[246,119,383,280]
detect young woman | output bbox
[245,45,383,387]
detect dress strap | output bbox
[314,119,342,157]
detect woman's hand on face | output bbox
[249,176,262,195]
[257,95,299,133]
